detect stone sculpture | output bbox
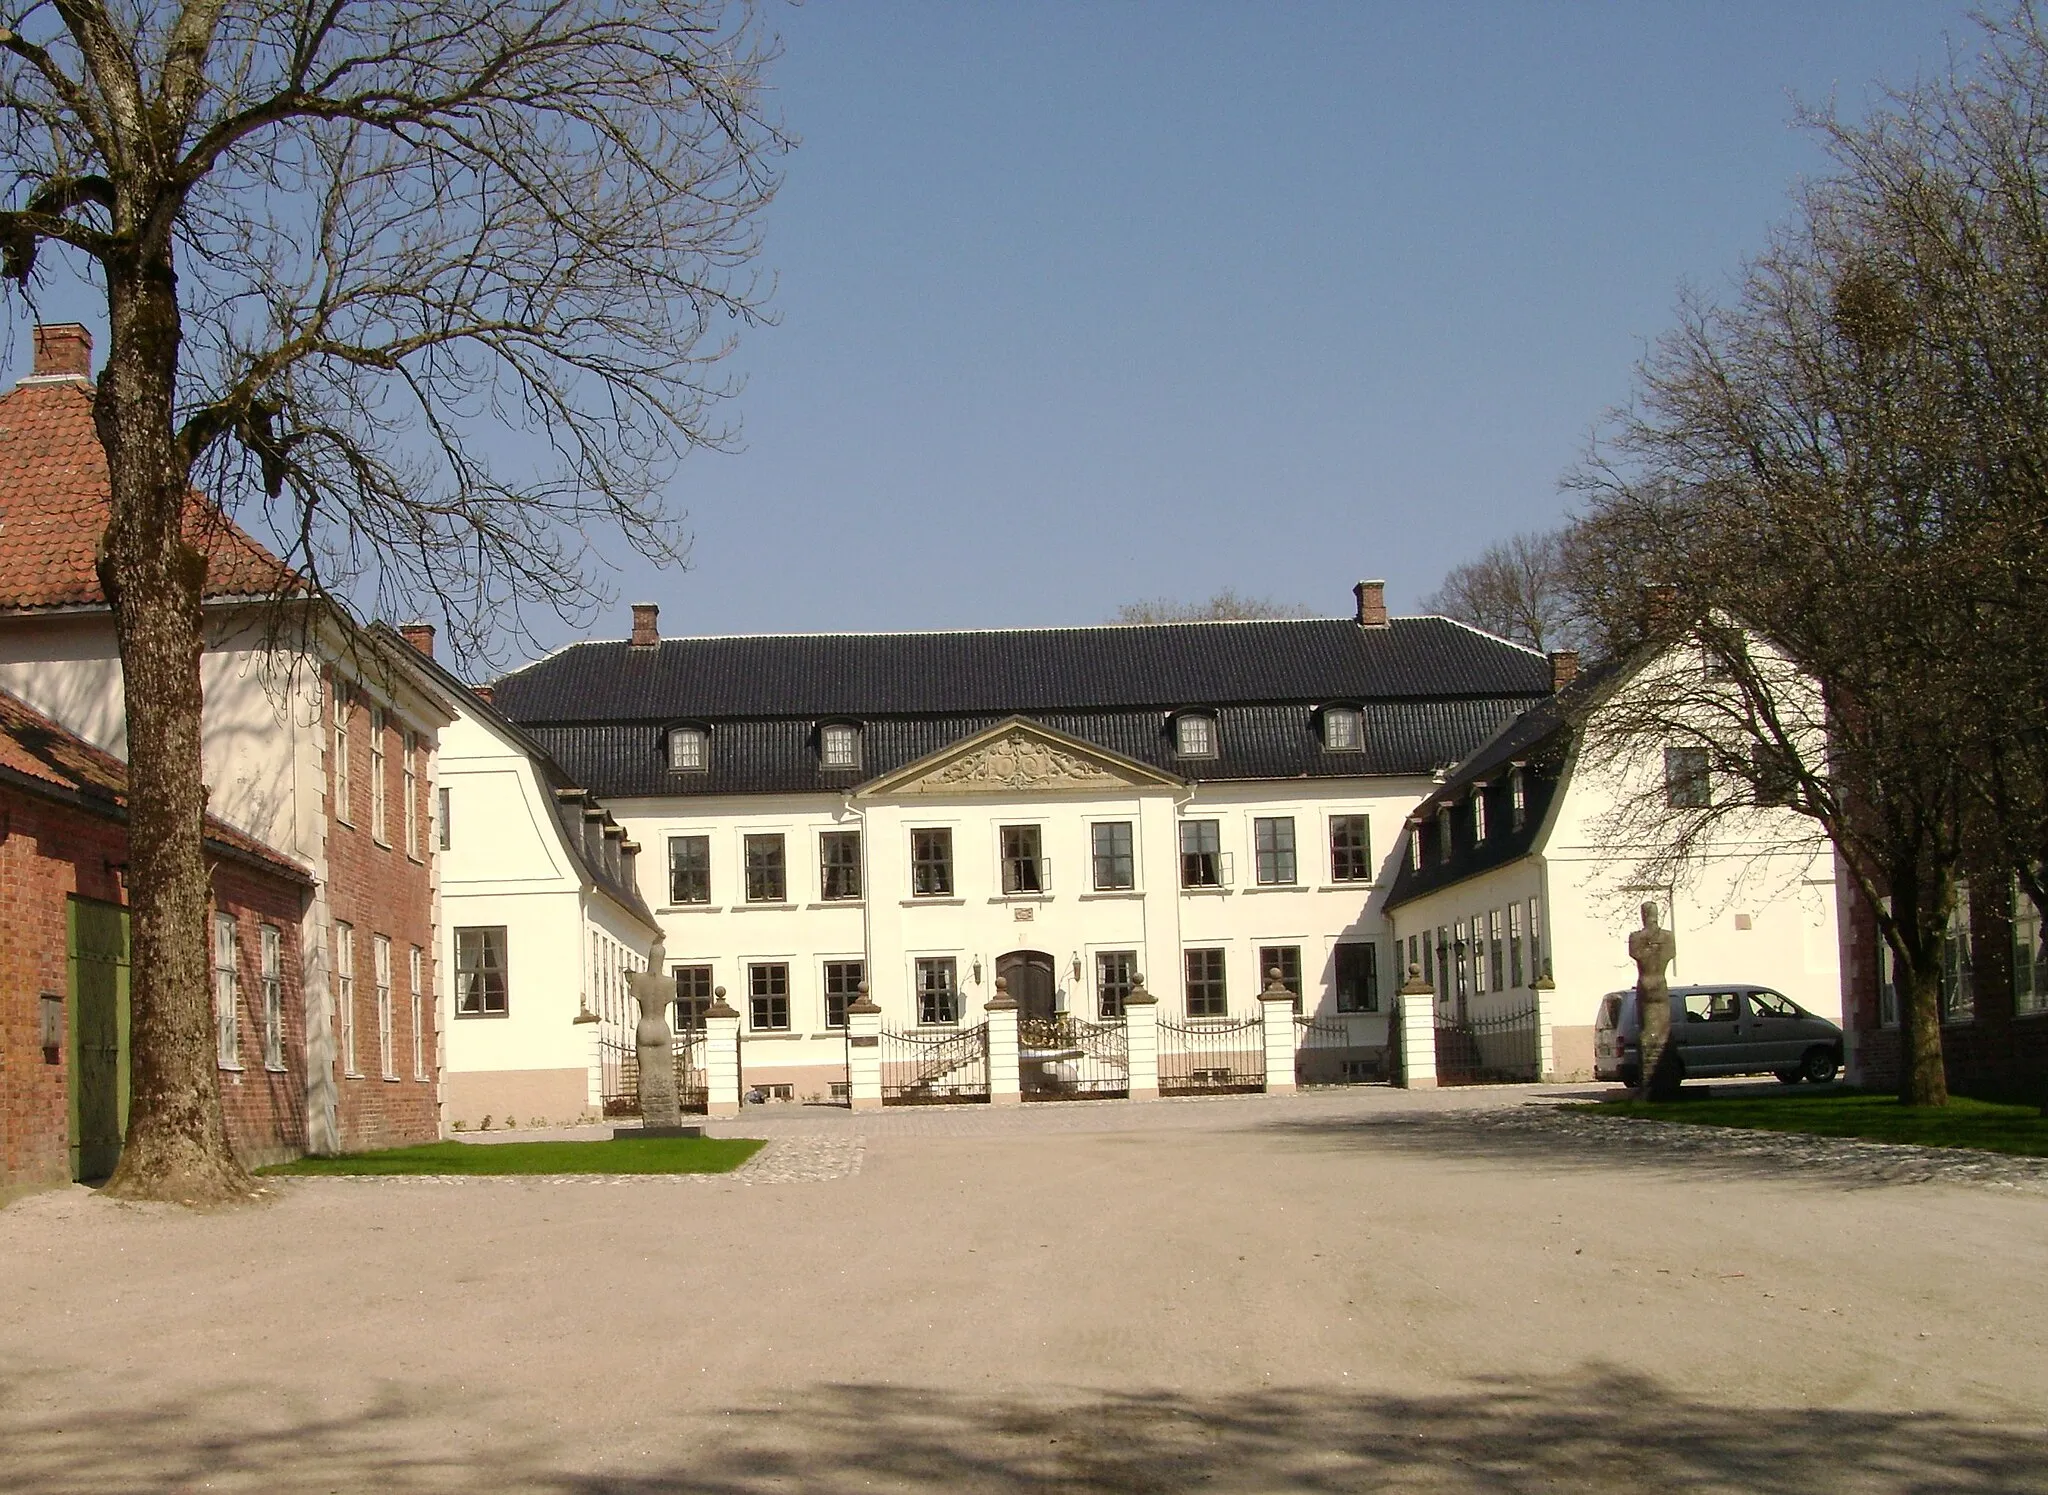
[1628,902,1681,1101]
[628,936,682,1130]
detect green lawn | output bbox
[1582,1090,2048,1157]
[258,1136,766,1177]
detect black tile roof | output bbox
[1383,655,1632,910]
[489,616,1554,800]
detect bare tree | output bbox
[0,0,783,1199]
[1421,530,1585,654]
[1111,588,1313,624]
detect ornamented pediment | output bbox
[862,719,1182,798]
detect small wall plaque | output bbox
[1013,905,1035,921]
[849,1034,879,1049]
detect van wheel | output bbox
[1800,1048,1839,1085]
[1774,1069,1803,1085]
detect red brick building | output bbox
[1,689,313,1194]
[0,323,456,1164]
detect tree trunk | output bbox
[95,261,252,1203]
[1895,947,1950,1109]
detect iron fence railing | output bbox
[1018,1014,1129,1100]
[1294,1012,1395,1086]
[1433,1004,1540,1085]
[599,1026,710,1116]
[881,1022,991,1105]
[1158,1015,1265,1095]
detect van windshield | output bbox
[1598,995,1622,1029]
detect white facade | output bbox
[435,698,660,1130]
[1386,648,1842,1081]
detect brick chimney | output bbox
[1548,649,1579,693]
[1353,579,1388,628]
[473,684,494,706]
[630,602,660,648]
[31,324,92,380]
[1640,582,1680,634]
[398,622,435,659]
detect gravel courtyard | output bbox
[4,1086,2045,1494]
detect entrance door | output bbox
[68,897,131,1182]
[996,950,1058,1023]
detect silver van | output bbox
[1594,984,1842,1087]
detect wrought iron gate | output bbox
[881,1022,991,1104]
[600,1028,710,1116]
[1294,1013,1394,1086]
[1018,1014,1128,1100]
[1158,1015,1265,1095]
[1433,1004,1540,1085]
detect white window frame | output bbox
[402,730,420,859]
[820,722,861,770]
[1174,713,1217,759]
[214,912,240,1068]
[331,682,352,824]
[437,784,451,850]
[1473,788,1489,844]
[375,935,395,1079]
[1322,706,1362,752]
[369,705,388,844]
[668,726,707,772]
[410,944,427,1079]
[260,924,284,1071]
[335,921,357,1075]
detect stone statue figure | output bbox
[1628,902,1680,1101]
[628,937,682,1129]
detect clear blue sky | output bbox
[7,2,1990,658]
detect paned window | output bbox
[1941,881,1975,1023]
[410,945,427,1080]
[915,957,959,1025]
[261,924,284,1070]
[454,925,508,1016]
[1091,821,1134,891]
[673,965,714,1030]
[1434,926,1450,1002]
[1259,944,1303,1012]
[403,731,420,857]
[1489,910,1505,992]
[1508,903,1524,989]
[1453,921,1470,1003]
[1253,817,1297,885]
[820,723,861,770]
[1510,767,1527,830]
[1184,947,1228,1017]
[2014,880,2048,1018]
[1001,825,1044,894]
[1471,916,1488,996]
[1406,933,1420,987]
[1751,742,1799,808]
[1335,942,1379,1013]
[1473,788,1489,844]
[1435,805,1453,862]
[1096,950,1137,1020]
[744,833,787,903]
[668,834,711,905]
[1322,706,1362,751]
[1407,824,1422,873]
[1180,819,1223,888]
[1664,746,1712,808]
[335,921,357,1071]
[819,830,863,901]
[437,785,451,850]
[912,828,954,897]
[1527,897,1544,986]
[369,706,388,843]
[668,726,706,772]
[748,963,790,1031]
[213,913,240,1068]
[824,961,864,1029]
[1330,815,1371,882]
[375,935,395,1079]
[1175,713,1217,758]
[331,684,352,823]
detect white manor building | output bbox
[441,583,1576,1119]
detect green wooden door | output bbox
[68,897,131,1182]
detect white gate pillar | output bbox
[704,986,742,1117]
[846,984,883,1111]
[986,979,1022,1105]
[1258,970,1298,1095]
[1533,972,1558,1082]
[1398,964,1438,1089]
[1124,976,1159,1101]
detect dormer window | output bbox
[1407,822,1423,873]
[667,726,707,772]
[1510,766,1527,830]
[1322,706,1362,752]
[1174,712,1217,759]
[1435,805,1452,862]
[820,722,862,770]
[1472,787,1489,843]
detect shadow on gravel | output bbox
[4,1366,2044,1494]
[1255,1102,2048,1193]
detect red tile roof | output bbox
[0,378,299,611]
[0,685,312,881]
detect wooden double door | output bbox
[996,950,1058,1022]
[68,896,131,1182]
